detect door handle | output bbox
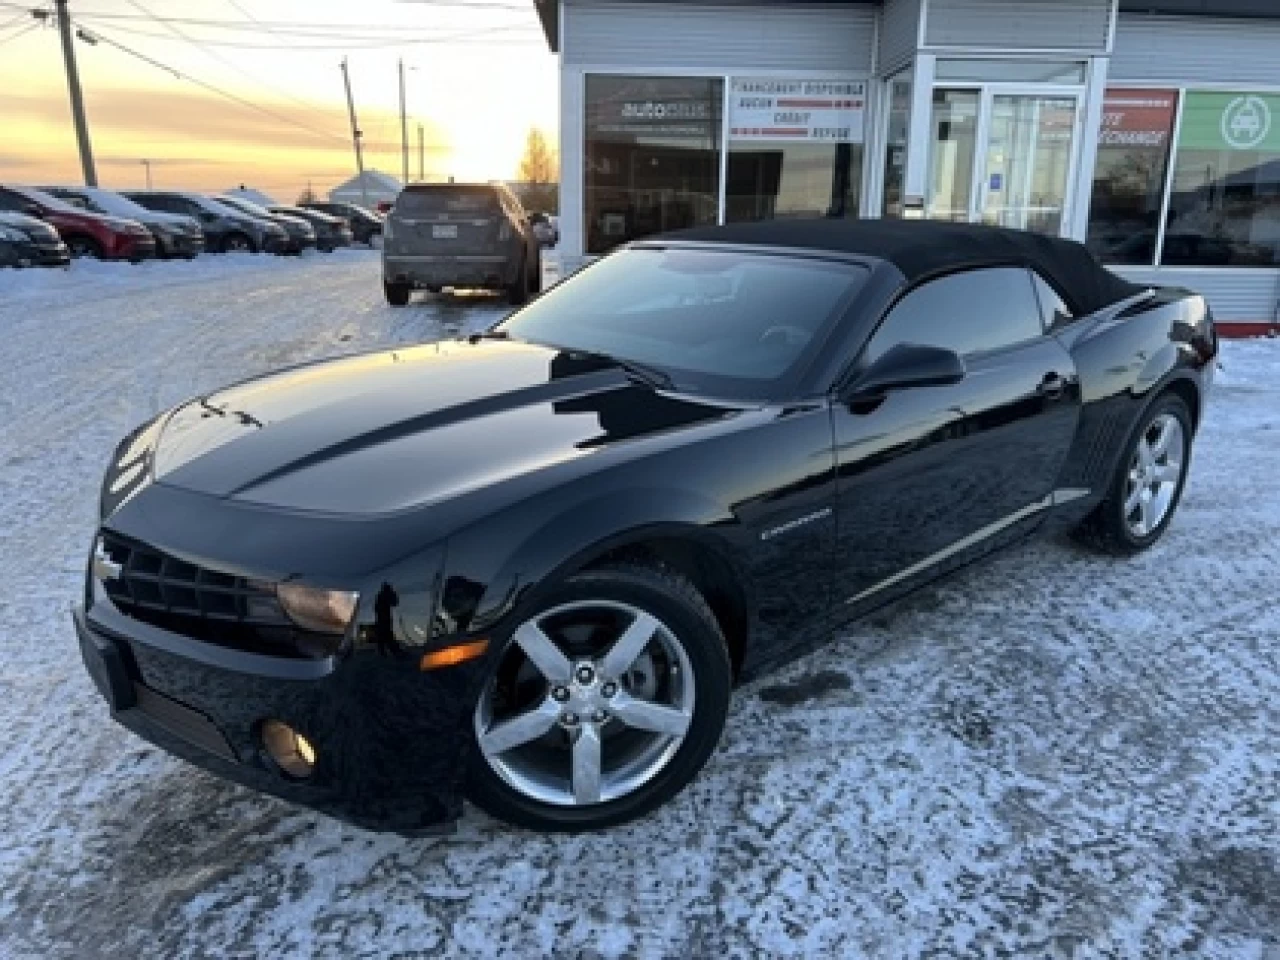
[1037,373,1067,400]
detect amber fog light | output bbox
[260,719,317,779]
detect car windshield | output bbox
[500,246,866,400]
[9,185,83,215]
[218,196,272,218]
[395,187,498,217]
[202,197,253,219]
[69,189,156,220]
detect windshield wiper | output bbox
[567,349,675,390]
[466,329,510,344]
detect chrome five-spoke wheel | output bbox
[1123,412,1185,538]
[466,563,731,831]
[475,600,695,807]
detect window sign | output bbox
[1177,91,1279,152]
[1086,88,1179,265]
[729,79,866,143]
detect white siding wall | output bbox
[923,0,1112,52]
[1110,14,1280,86]
[1112,269,1280,326]
[878,0,922,75]
[562,1,876,72]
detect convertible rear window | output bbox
[395,187,499,217]
[501,247,866,398]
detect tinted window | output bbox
[866,267,1043,363]
[501,247,866,399]
[1031,272,1072,330]
[396,187,498,217]
[0,189,27,212]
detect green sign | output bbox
[1178,91,1280,152]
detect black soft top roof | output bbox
[661,218,1145,316]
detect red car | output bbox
[0,184,156,261]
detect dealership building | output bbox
[533,0,1280,333]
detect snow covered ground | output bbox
[0,252,1278,958]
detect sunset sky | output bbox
[0,0,558,202]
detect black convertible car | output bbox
[75,220,1216,833]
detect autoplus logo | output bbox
[1221,95,1271,150]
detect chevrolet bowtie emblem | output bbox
[92,541,123,582]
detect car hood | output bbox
[151,340,739,516]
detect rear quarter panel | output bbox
[1050,289,1215,521]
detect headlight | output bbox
[276,583,359,634]
[0,226,26,242]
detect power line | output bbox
[9,3,531,31]
[71,23,354,147]
[0,18,38,44]
[70,15,538,50]
[121,0,349,139]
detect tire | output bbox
[384,281,411,307]
[1073,392,1194,556]
[466,563,731,832]
[506,255,530,306]
[220,232,255,254]
[66,235,103,259]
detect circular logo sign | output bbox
[1221,95,1271,150]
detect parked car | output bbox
[123,190,287,254]
[300,201,383,245]
[41,185,204,260]
[214,195,315,254]
[382,182,541,306]
[0,185,155,261]
[0,210,70,267]
[268,205,352,252]
[74,219,1216,834]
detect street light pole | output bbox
[398,58,409,186]
[54,0,97,186]
[140,159,152,189]
[418,123,425,182]
[340,58,369,207]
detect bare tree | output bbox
[296,185,318,205]
[517,128,558,212]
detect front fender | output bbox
[438,485,742,637]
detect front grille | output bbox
[98,531,336,659]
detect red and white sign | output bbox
[1099,89,1178,148]
[729,78,866,143]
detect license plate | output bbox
[432,224,458,239]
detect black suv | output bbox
[381,182,540,306]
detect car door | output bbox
[831,266,1081,614]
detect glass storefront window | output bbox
[584,75,724,255]
[882,77,911,217]
[724,77,866,223]
[1163,91,1280,266]
[725,143,862,221]
[926,89,979,222]
[1086,89,1178,265]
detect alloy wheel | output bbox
[474,600,695,807]
[1123,412,1186,537]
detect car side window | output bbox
[1031,272,1073,331]
[0,189,25,212]
[863,267,1045,365]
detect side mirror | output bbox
[846,343,965,401]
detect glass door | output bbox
[976,92,1081,236]
[925,86,1082,237]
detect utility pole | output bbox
[140,159,152,189]
[417,123,425,182]
[398,58,409,186]
[340,58,369,207]
[54,0,97,186]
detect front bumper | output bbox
[158,233,205,258]
[75,590,477,834]
[383,254,516,290]
[11,240,70,267]
[116,235,157,261]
